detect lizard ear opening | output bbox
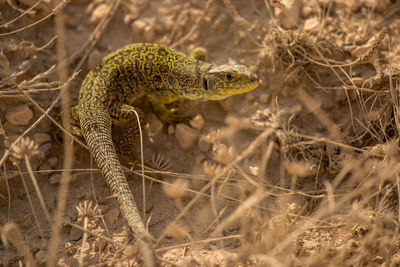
[203,78,208,90]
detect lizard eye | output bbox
[226,74,233,81]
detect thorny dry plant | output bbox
[2,0,400,266]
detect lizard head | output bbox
[200,64,259,100]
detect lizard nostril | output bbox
[250,74,259,83]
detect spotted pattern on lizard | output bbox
[77,43,259,266]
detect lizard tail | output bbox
[80,109,157,267]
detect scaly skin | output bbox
[77,43,259,266]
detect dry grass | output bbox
[1,0,400,266]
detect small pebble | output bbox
[2,123,22,134]
[175,124,198,151]
[47,157,58,168]
[89,3,110,25]
[275,0,302,29]
[38,162,52,173]
[302,4,314,17]
[352,77,365,87]
[33,133,51,146]
[69,226,83,241]
[260,93,269,104]
[189,114,204,130]
[104,208,120,226]
[48,173,62,184]
[37,143,52,160]
[23,215,32,228]
[147,114,163,138]
[29,143,52,171]
[5,105,33,126]
[303,18,319,32]
[134,0,150,11]
[123,13,137,25]
[131,19,147,35]
[143,25,156,42]
[168,125,175,135]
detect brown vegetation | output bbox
[1,0,400,265]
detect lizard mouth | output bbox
[230,73,260,92]
[207,78,260,100]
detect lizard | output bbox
[76,43,259,266]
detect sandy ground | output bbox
[1,0,400,266]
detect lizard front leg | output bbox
[150,101,190,124]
